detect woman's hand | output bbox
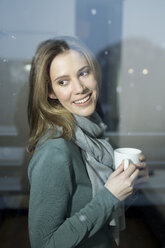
[105,162,140,201]
[134,155,149,185]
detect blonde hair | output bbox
[27,36,101,154]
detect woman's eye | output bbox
[58,80,68,86]
[79,70,90,77]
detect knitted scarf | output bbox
[72,112,125,245]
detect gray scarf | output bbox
[72,112,125,245]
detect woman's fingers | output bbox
[105,160,147,201]
[124,163,138,177]
[139,154,146,162]
[135,161,149,181]
[136,162,147,170]
[130,168,140,182]
[111,162,124,178]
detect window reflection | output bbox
[0,0,165,247]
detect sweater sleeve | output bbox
[28,141,120,248]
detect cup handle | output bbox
[124,159,129,170]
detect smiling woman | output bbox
[27,37,101,154]
[27,36,148,248]
[49,49,99,116]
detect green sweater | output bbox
[28,135,120,248]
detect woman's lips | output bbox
[73,93,92,105]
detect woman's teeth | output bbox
[74,94,90,104]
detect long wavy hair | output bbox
[27,36,101,154]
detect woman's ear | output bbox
[48,92,57,99]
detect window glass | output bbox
[0,0,165,247]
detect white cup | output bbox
[114,147,142,170]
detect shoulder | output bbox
[35,128,76,159]
[38,136,73,155]
[28,134,76,182]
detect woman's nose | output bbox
[72,78,85,94]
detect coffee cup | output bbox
[114,147,142,170]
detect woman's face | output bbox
[49,49,99,117]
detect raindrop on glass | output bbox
[91,9,97,15]
[11,35,16,39]
[116,86,122,93]
[3,58,8,63]
[108,20,112,25]
[79,215,87,222]
[24,64,31,71]
[104,50,109,55]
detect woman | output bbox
[27,36,148,248]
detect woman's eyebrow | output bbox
[78,66,90,73]
[53,74,68,82]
